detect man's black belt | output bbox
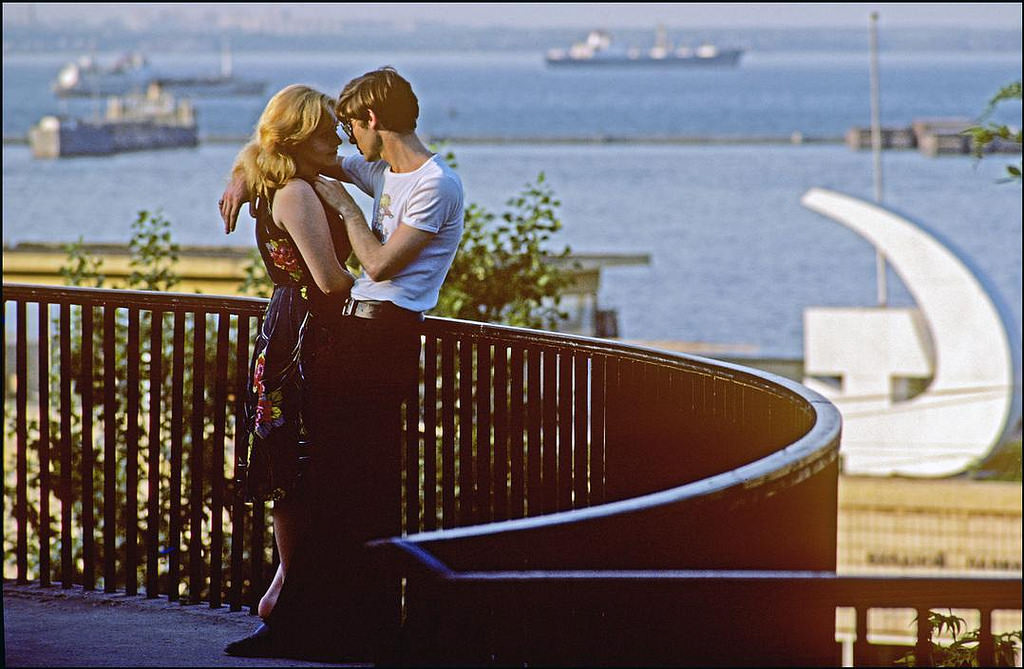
[342,298,424,324]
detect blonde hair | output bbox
[235,84,336,204]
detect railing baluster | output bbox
[542,347,557,515]
[978,607,994,666]
[146,309,163,597]
[405,336,423,535]
[37,301,52,586]
[475,341,492,521]
[189,311,206,604]
[125,307,140,595]
[602,356,627,502]
[168,310,186,601]
[557,351,573,512]
[492,344,509,522]
[422,336,438,531]
[458,338,474,524]
[103,305,117,592]
[526,347,542,517]
[573,354,588,509]
[15,300,28,583]
[915,607,932,666]
[853,605,868,666]
[209,312,230,608]
[590,355,606,504]
[509,347,525,519]
[229,313,250,611]
[59,303,73,587]
[440,336,456,528]
[81,304,96,590]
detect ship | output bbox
[52,43,266,98]
[545,27,743,67]
[29,83,198,158]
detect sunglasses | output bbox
[339,119,357,144]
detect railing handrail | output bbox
[374,537,1023,608]
[2,282,269,313]
[2,282,813,394]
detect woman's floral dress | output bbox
[236,186,345,503]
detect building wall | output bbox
[836,475,1022,660]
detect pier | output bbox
[846,117,1022,156]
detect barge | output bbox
[29,83,198,158]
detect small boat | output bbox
[545,27,743,67]
[52,43,266,98]
[29,83,198,158]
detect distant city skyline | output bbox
[4,2,1022,30]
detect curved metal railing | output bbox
[6,284,1018,666]
[4,283,844,664]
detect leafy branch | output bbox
[963,80,1022,183]
[896,609,1022,667]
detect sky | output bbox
[9,2,1023,30]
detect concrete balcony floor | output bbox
[3,581,362,667]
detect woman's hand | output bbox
[219,173,254,234]
[313,176,359,217]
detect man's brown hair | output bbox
[336,66,419,133]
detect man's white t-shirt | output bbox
[341,153,464,313]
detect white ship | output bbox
[52,44,265,98]
[546,28,743,67]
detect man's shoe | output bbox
[224,623,282,658]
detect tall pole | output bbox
[869,11,887,306]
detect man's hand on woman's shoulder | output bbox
[219,173,255,235]
[313,176,360,218]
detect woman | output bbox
[223,84,356,652]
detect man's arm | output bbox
[313,176,433,282]
[219,142,257,234]
[328,210,354,269]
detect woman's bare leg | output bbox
[258,498,303,619]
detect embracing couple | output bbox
[217,66,463,662]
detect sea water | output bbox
[2,49,1021,358]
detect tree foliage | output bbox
[964,80,1022,183]
[60,237,106,287]
[127,209,180,291]
[435,167,575,330]
[896,609,1022,667]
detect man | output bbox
[220,66,464,662]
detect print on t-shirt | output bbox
[372,193,394,243]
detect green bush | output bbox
[896,609,1022,667]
